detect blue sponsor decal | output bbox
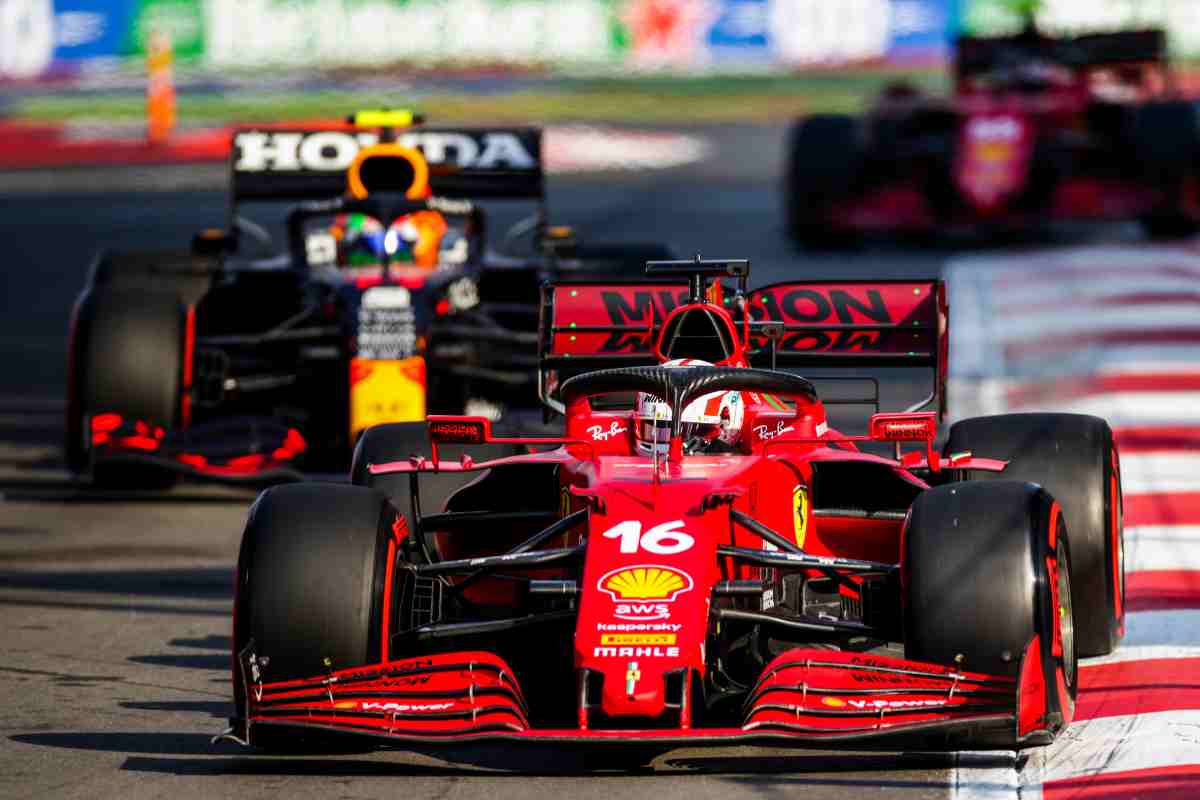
[53,0,136,61]
[707,0,771,64]
[886,0,955,61]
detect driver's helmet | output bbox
[331,211,449,270]
[634,358,745,456]
[331,213,386,268]
[1008,59,1070,91]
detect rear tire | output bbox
[1129,101,1200,239]
[233,483,398,749]
[351,422,436,509]
[66,287,186,487]
[352,421,521,511]
[783,115,863,248]
[944,413,1123,656]
[89,248,215,303]
[904,481,1076,741]
[556,242,677,276]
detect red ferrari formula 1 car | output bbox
[784,26,1200,245]
[225,259,1124,756]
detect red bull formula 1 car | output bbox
[784,26,1200,244]
[66,111,672,485]
[225,259,1124,756]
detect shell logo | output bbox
[598,565,693,602]
[821,697,847,708]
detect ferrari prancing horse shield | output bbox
[793,485,808,547]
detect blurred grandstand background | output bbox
[2,0,1198,128]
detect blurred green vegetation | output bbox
[13,70,950,125]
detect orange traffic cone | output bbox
[146,30,176,146]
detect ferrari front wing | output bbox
[228,645,1056,752]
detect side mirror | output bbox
[540,225,578,255]
[192,228,237,256]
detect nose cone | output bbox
[573,480,723,724]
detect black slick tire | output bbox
[783,114,862,248]
[233,483,398,748]
[1129,101,1200,239]
[351,421,437,509]
[944,413,1123,657]
[66,287,186,486]
[903,480,1077,743]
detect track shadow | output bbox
[11,732,225,757]
[0,565,232,617]
[718,773,950,791]
[128,653,229,670]
[15,732,653,777]
[129,630,231,671]
[114,747,959,781]
[0,476,259,504]
[1,664,122,684]
[659,751,961,791]
[662,751,953,775]
[119,756,495,778]
[0,526,48,536]
[169,634,232,650]
[119,749,658,777]
[0,566,232,599]
[0,595,226,617]
[119,700,231,718]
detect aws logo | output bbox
[598,565,693,621]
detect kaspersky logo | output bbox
[598,564,693,621]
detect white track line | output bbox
[1095,360,1200,376]
[1027,709,1200,791]
[953,619,1200,800]
[1122,608,1200,648]
[543,126,711,173]
[1004,391,1200,427]
[945,243,1200,800]
[1119,453,1200,495]
[994,276,1200,308]
[994,346,1200,380]
[988,305,1200,342]
[952,752,1019,800]
[1126,526,1200,573]
[1084,644,1200,667]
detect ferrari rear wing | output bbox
[537,277,948,417]
[230,125,543,203]
[955,28,1168,81]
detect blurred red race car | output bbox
[783,26,1200,245]
[224,258,1124,756]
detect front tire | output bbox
[904,480,1076,743]
[945,413,1123,656]
[233,483,399,751]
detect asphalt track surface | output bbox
[0,124,1143,799]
